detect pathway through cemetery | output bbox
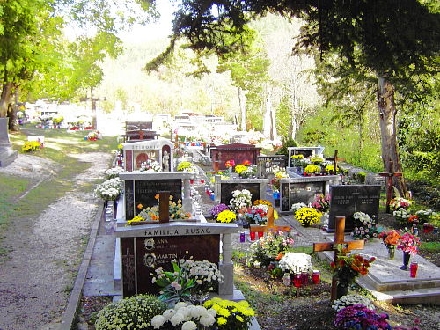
[0,152,112,330]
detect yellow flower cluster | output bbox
[22,141,41,152]
[294,207,322,227]
[234,164,247,174]
[216,210,237,223]
[304,164,321,174]
[203,297,255,330]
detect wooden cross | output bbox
[326,150,345,173]
[249,206,290,233]
[313,216,364,301]
[378,160,402,213]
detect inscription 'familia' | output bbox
[144,227,212,237]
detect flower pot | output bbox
[401,251,411,270]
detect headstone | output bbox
[217,179,268,205]
[279,175,341,212]
[328,185,381,232]
[257,155,286,178]
[0,118,18,167]
[122,139,173,172]
[120,172,194,220]
[210,143,261,171]
[115,222,237,297]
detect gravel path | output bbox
[0,152,112,330]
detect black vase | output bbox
[336,282,349,299]
[401,252,411,270]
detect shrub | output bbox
[95,294,166,330]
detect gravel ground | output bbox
[0,152,112,330]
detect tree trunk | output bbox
[377,75,407,196]
[0,82,13,118]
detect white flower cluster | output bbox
[229,189,252,212]
[393,208,409,219]
[140,160,162,172]
[151,302,217,330]
[94,177,123,201]
[104,166,124,179]
[181,259,224,292]
[353,212,374,225]
[332,294,375,312]
[278,252,313,274]
[291,202,307,212]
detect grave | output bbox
[279,175,341,213]
[215,176,268,205]
[287,146,324,167]
[256,155,287,178]
[209,143,261,171]
[122,138,173,172]
[0,118,18,167]
[327,185,381,232]
[119,172,195,220]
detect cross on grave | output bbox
[249,206,290,234]
[313,216,364,301]
[326,150,345,173]
[378,160,402,213]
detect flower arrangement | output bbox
[331,250,376,284]
[94,177,123,201]
[407,214,420,225]
[271,170,289,192]
[311,193,331,213]
[245,204,269,225]
[334,304,392,330]
[203,297,255,330]
[215,209,237,223]
[180,259,224,295]
[140,160,162,172]
[278,252,313,274]
[397,231,421,255]
[127,195,191,224]
[291,154,305,166]
[332,294,376,312]
[310,156,324,165]
[95,294,166,330]
[22,140,41,152]
[249,231,295,266]
[291,202,307,213]
[177,161,196,172]
[294,207,322,227]
[325,163,339,173]
[209,203,229,218]
[304,164,321,174]
[389,197,411,211]
[351,212,378,240]
[104,166,124,179]
[415,209,434,224]
[393,208,410,224]
[378,230,401,249]
[234,164,248,175]
[150,302,217,329]
[229,189,252,212]
[224,159,235,169]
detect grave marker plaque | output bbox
[121,234,220,296]
[328,185,381,232]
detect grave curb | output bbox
[60,202,104,329]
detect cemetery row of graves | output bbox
[86,133,440,330]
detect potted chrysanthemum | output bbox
[294,207,322,227]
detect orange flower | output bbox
[275,252,284,261]
[137,203,144,210]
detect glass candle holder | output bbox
[410,262,418,278]
[312,270,320,284]
[239,231,246,243]
[292,274,302,288]
[249,231,256,241]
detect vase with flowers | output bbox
[229,189,252,213]
[378,230,401,259]
[397,230,421,270]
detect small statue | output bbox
[162,151,170,172]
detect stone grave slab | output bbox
[328,185,380,232]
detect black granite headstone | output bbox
[328,185,381,232]
[280,181,326,212]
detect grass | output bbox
[0,126,119,260]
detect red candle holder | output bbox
[292,274,302,288]
[410,262,418,278]
[312,270,320,284]
[249,231,256,241]
[258,231,264,238]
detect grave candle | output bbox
[239,232,246,243]
[410,262,418,278]
[312,270,320,284]
[249,231,256,241]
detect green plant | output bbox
[95,294,166,330]
[356,171,366,183]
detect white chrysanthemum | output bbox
[150,315,166,329]
[170,312,185,326]
[200,313,216,326]
[181,320,197,330]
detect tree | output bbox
[168,0,440,197]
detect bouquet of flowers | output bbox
[234,164,247,175]
[389,197,411,211]
[150,302,217,329]
[278,252,313,274]
[291,154,306,166]
[415,209,434,224]
[180,259,224,295]
[229,189,252,212]
[294,207,322,227]
[351,212,378,240]
[245,204,269,225]
[94,177,123,201]
[209,203,229,218]
[304,164,321,174]
[332,294,376,312]
[397,231,421,255]
[249,231,294,266]
[311,193,331,213]
[224,159,235,169]
[203,297,255,330]
[271,170,289,192]
[177,161,196,172]
[104,166,124,179]
[215,209,237,223]
[140,160,162,172]
[334,304,392,330]
[378,230,401,248]
[331,250,376,284]
[393,208,410,224]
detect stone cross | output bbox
[249,207,290,233]
[313,216,364,301]
[378,160,402,213]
